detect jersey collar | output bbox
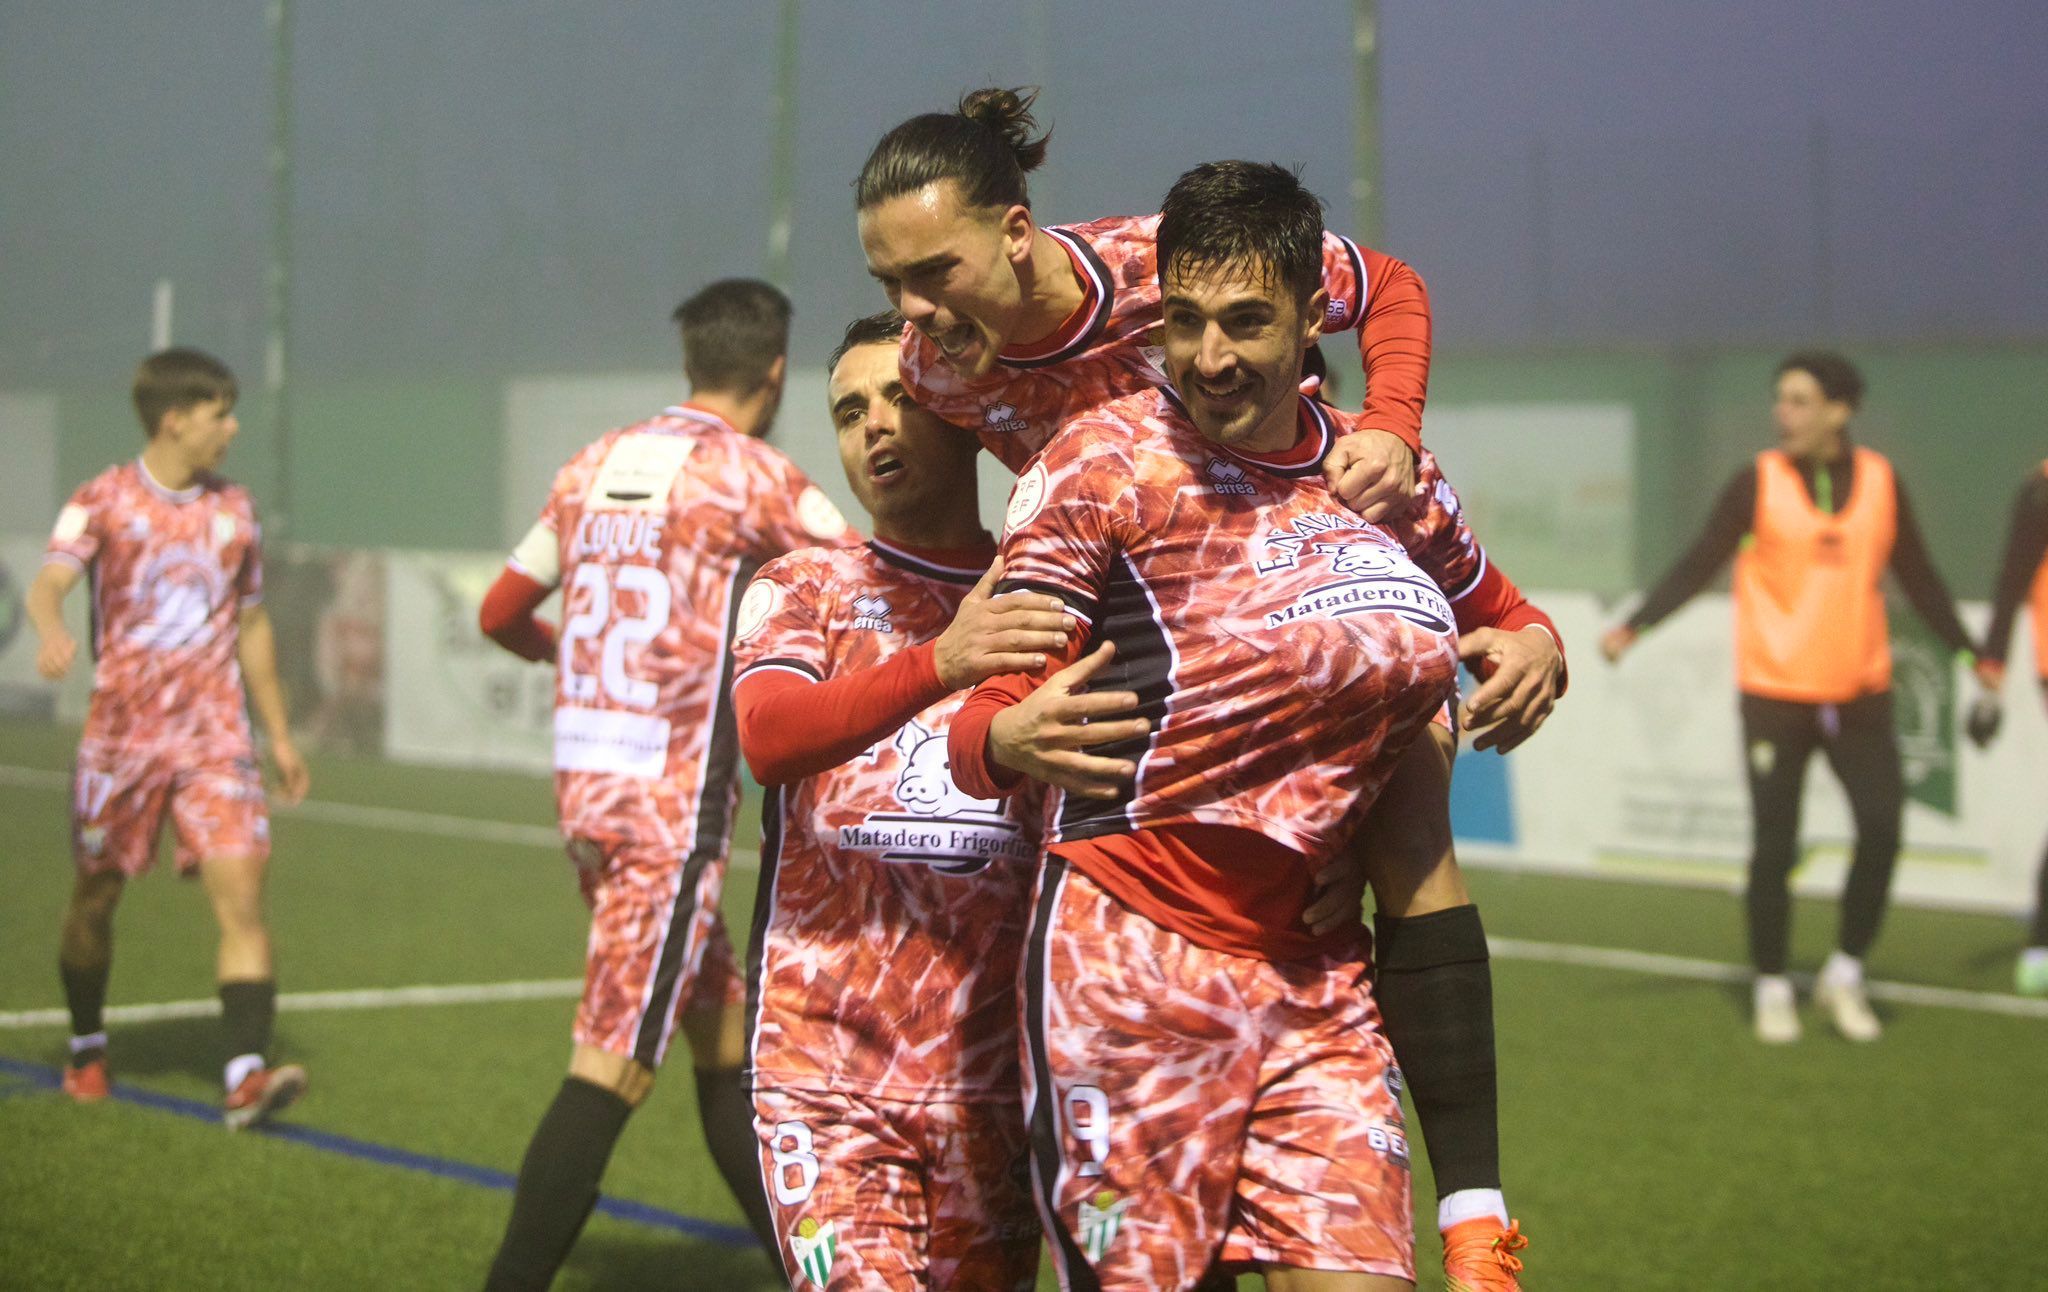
[1159,389,1334,479]
[661,402,738,436]
[997,226,1115,370]
[134,457,205,503]
[867,535,994,586]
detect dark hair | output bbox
[1156,161,1325,304]
[828,309,908,375]
[671,279,793,393]
[855,86,1050,211]
[1776,350,1864,410]
[1302,343,1335,402]
[132,347,237,437]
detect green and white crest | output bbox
[788,1215,839,1287]
[1077,1189,1129,1263]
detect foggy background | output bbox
[3,0,2045,585]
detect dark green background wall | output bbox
[39,345,2046,598]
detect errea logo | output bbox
[983,402,1028,435]
[852,593,893,633]
[1204,458,1258,495]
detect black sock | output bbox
[219,979,277,1063]
[60,960,110,1063]
[694,1065,780,1261]
[485,1077,633,1292]
[1374,904,1501,1199]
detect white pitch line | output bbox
[1489,936,2048,1020]
[0,978,586,1030]
[6,763,2039,1023]
[2,940,2040,1031]
[0,763,761,867]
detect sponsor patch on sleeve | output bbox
[1003,462,1049,539]
[51,504,89,544]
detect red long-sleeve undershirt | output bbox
[1351,249,1432,453]
[733,640,953,786]
[1453,558,1567,690]
[478,567,557,663]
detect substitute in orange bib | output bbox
[1970,460,2048,995]
[1602,351,1988,1044]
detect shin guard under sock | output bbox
[485,1077,632,1292]
[694,1064,780,1261]
[1374,904,1502,1197]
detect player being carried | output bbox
[948,161,1520,1291]
[28,347,311,1129]
[857,91,1547,1283]
[476,280,856,1289]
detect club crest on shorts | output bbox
[789,1215,838,1287]
[1077,1189,1129,1261]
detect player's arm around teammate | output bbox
[729,312,1071,1291]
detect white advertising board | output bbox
[1454,591,2048,915]
[382,550,558,773]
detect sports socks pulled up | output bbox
[485,1077,633,1292]
[694,1064,780,1260]
[60,960,110,1061]
[219,979,277,1091]
[1374,904,1503,1200]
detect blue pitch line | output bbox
[0,1055,754,1248]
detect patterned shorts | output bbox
[1022,859,1413,1290]
[570,837,742,1066]
[72,742,269,878]
[753,1085,1039,1291]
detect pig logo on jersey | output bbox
[983,401,1028,435]
[1262,541,1455,634]
[851,594,893,633]
[836,717,1033,875]
[1204,458,1258,495]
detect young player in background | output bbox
[730,310,1073,1289]
[1969,459,2048,994]
[476,280,856,1289]
[857,96,1554,1284]
[951,162,1522,1292]
[27,347,312,1129]
[1601,351,1992,1042]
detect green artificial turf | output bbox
[3,717,2044,1290]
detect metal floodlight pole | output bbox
[267,0,294,535]
[1351,0,1384,247]
[765,0,800,287]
